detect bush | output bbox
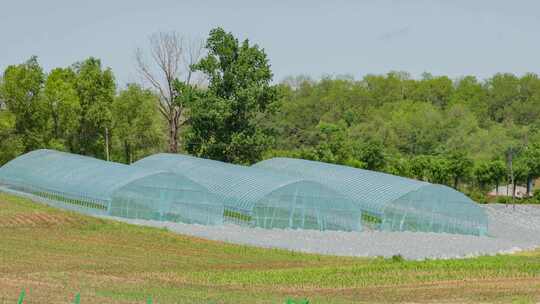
[391,254,404,263]
[494,193,540,205]
[467,190,487,204]
[519,190,540,204]
[532,190,540,204]
[496,196,511,204]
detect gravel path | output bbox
[104,204,540,260]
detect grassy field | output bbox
[1,193,540,303]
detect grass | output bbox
[1,192,540,303]
[6,184,107,211]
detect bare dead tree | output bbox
[136,32,204,153]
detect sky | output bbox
[1,0,539,86]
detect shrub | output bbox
[391,254,404,263]
[496,196,511,204]
[531,190,540,204]
[467,190,487,204]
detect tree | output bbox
[136,32,204,153]
[186,27,279,164]
[72,57,116,159]
[446,151,473,189]
[269,76,370,150]
[0,56,49,151]
[473,159,506,193]
[0,110,24,165]
[358,141,385,171]
[383,155,412,177]
[521,143,540,195]
[409,155,432,181]
[409,155,453,185]
[426,156,452,185]
[363,72,410,106]
[112,84,164,163]
[43,67,80,150]
[385,100,443,155]
[264,121,366,168]
[304,122,365,168]
[510,73,540,125]
[486,73,520,122]
[511,158,529,198]
[411,74,454,108]
[450,76,488,124]
[474,161,493,190]
[490,160,507,194]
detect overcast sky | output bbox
[1,0,539,86]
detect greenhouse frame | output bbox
[133,154,362,231]
[0,150,224,225]
[253,157,489,236]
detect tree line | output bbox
[267,73,540,202]
[1,27,540,202]
[0,28,277,166]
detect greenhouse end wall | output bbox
[381,184,488,236]
[109,172,224,225]
[250,181,361,231]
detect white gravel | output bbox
[103,204,540,260]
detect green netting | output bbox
[0,150,223,225]
[253,157,488,236]
[133,154,361,231]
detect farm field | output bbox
[1,192,540,304]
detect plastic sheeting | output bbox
[253,157,488,236]
[0,150,223,225]
[133,154,361,231]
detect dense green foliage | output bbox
[0,57,164,164]
[71,58,116,157]
[186,27,279,164]
[111,84,163,163]
[266,73,540,200]
[1,28,540,201]
[1,56,48,151]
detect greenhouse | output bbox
[253,158,489,236]
[0,149,223,225]
[133,154,361,231]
